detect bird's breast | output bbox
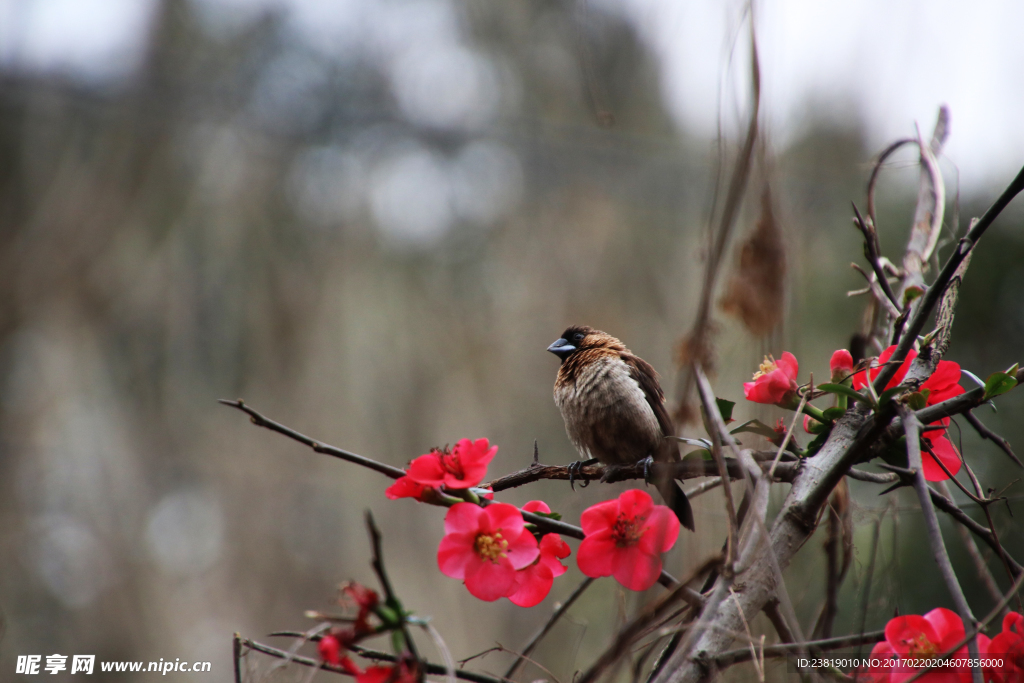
[554,357,662,465]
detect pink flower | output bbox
[830,349,854,383]
[385,476,432,501]
[508,534,570,608]
[743,352,799,406]
[437,503,539,601]
[987,612,1024,683]
[407,439,497,489]
[576,489,680,592]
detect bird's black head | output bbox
[547,325,595,361]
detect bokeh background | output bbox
[1,0,1022,680]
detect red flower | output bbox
[854,347,966,483]
[407,439,497,490]
[920,434,963,483]
[882,607,990,683]
[318,634,361,675]
[987,612,1024,683]
[830,349,854,383]
[357,661,419,683]
[385,476,432,501]
[576,489,680,592]
[853,347,964,403]
[743,352,799,406]
[507,529,571,608]
[437,503,539,601]
[853,640,897,683]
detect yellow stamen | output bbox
[474,532,509,563]
[752,355,778,380]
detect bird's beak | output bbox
[547,338,576,360]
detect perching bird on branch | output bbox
[547,325,695,531]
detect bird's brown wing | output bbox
[623,352,694,530]
[622,352,675,445]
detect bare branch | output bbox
[873,162,1024,391]
[504,577,595,679]
[897,405,981,683]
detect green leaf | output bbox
[804,431,829,457]
[902,286,924,307]
[818,383,875,406]
[682,449,713,462]
[716,398,736,423]
[667,435,713,449]
[529,510,563,522]
[730,419,780,439]
[877,386,904,407]
[906,390,929,411]
[983,371,1018,400]
[822,407,846,421]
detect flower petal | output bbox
[507,562,554,608]
[580,498,622,536]
[612,546,662,592]
[483,503,527,538]
[464,555,516,601]
[539,534,570,577]
[637,505,680,554]
[616,489,655,519]
[922,435,962,482]
[444,502,487,535]
[437,532,476,579]
[504,528,540,570]
[522,500,551,514]
[406,453,447,486]
[924,607,966,652]
[777,352,799,381]
[385,476,428,501]
[885,614,939,656]
[577,532,617,578]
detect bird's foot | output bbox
[640,456,655,486]
[568,458,598,491]
[599,463,628,484]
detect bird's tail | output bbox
[656,478,694,532]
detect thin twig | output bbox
[714,629,887,667]
[234,632,243,683]
[965,410,1022,468]
[503,577,595,679]
[365,512,420,662]
[769,390,808,478]
[941,480,1005,612]
[852,204,900,311]
[574,555,723,683]
[219,399,406,479]
[684,477,724,499]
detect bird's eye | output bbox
[573,332,585,343]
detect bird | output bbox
[547,325,695,531]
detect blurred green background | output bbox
[0,0,1022,680]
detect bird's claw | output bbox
[641,456,655,486]
[568,458,598,491]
